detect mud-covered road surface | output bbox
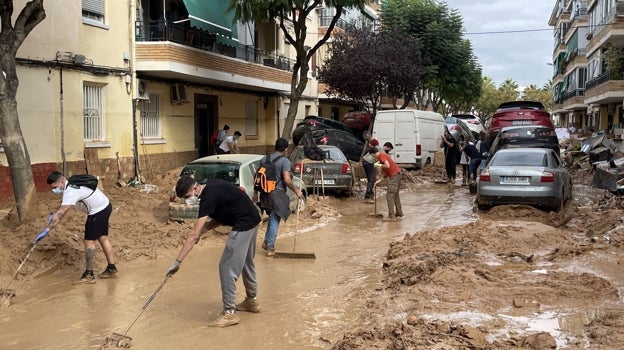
[1,167,624,350]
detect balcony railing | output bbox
[320,15,347,29]
[562,88,585,102]
[135,20,294,72]
[585,73,610,90]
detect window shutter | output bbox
[82,0,104,15]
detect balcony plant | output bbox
[603,43,623,80]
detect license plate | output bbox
[314,179,335,185]
[511,120,533,125]
[501,176,529,184]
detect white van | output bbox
[372,109,446,169]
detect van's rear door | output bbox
[394,110,416,165]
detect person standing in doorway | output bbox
[255,138,304,256]
[361,131,379,202]
[218,131,241,154]
[369,146,403,221]
[40,171,118,283]
[166,176,262,327]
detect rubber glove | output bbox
[166,260,181,276]
[374,162,383,169]
[35,228,50,243]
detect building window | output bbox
[140,93,161,138]
[245,100,258,136]
[82,0,105,24]
[83,84,104,141]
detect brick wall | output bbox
[0,151,198,201]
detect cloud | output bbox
[445,0,553,88]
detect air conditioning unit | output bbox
[170,83,187,103]
[137,79,149,100]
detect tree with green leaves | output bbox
[473,76,500,123]
[381,0,480,112]
[0,0,46,223]
[498,78,520,102]
[522,83,553,112]
[318,24,425,122]
[228,0,369,140]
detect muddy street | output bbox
[2,177,624,350]
[0,185,475,350]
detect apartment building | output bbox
[550,0,624,137]
[0,1,135,198]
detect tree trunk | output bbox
[280,51,309,141]
[0,0,46,223]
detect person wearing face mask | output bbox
[166,176,262,328]
[41,171,117,283]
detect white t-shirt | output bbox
[61,181,110,215]
[219,136,237,152]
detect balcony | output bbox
[134,20,294,92]
[584,72,624,104]
[136,20,295,72]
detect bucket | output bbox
[468,182,477,195]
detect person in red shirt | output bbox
[369,146,403,220]
[361,131,380,201]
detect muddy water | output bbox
[0,185,477,350]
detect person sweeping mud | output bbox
[166,176,262,327]
[40,171,118,283]
[254,138,304,257]
[369,146,403,221]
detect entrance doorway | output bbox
[195,94,218,157]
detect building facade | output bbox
[550,0,624,137]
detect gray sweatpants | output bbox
[218,225,259,311]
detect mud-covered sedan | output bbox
[476,148,572,212]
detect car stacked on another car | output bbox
[476,148,572,212]
[488,101,554,140]
[452,114,484,139]
[292,115,356,146]
[168,154,306,222]
[445,116,477,144]
[487,125,560,162]
[289,145,354,195]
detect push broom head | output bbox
[273,251,316,259]
[104,332,132,348]
[0,289,15,307]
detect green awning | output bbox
[182,0,239,47]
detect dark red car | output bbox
[488,101,553,140]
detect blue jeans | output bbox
[469,158,482,180]
[264,211,281,249]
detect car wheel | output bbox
[552,189,564,212]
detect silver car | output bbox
[288,145,354,195]
[476,148,572,212]
[168,154,305,221]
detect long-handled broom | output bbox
[274,165,316,259]
[1,239,41,307]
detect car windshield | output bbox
[181,162,241,184]
[325,148,346,161]
[490,152,548,167]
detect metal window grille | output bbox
[140,93,160,138]
[83,85,103,140]
[82,0,104,23]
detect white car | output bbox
[452,114,485,138]
[168,154,306,222]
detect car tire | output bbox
[552,189,564,212]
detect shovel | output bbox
[368,180,384,219]
[104,274,171,348]
[1,241,40,307]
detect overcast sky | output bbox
[444,0,554,89]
